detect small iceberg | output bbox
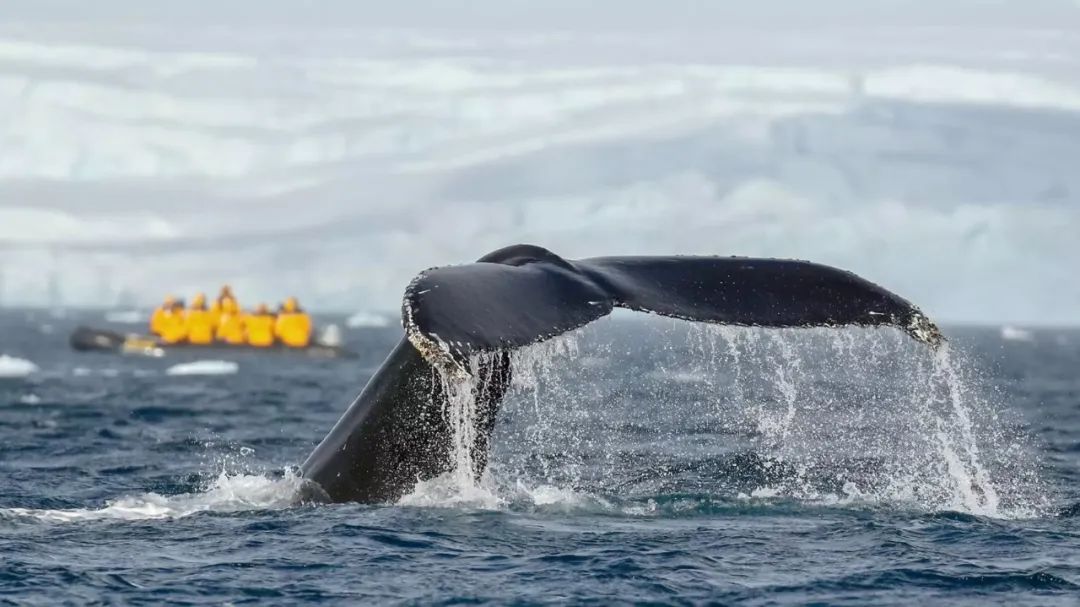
[166,360,239,376]
[346,311,391,328]
[1000,325,1034,342]
[0,355,39,379]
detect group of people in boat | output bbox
[149,286,313,348]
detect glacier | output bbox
[0,23,1077,323]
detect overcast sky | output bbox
[4,0,1080,28]
[0,1,1078,325]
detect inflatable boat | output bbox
[69,326,354,359]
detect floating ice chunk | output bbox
[0,355,39,378]
[166,360,239,376]
[104,310,146,324]
[346,311,391,328]
[1000,325,1034,342]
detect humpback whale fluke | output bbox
[300,245,943,504]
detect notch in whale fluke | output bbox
[403,244,944,371]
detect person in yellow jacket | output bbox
[245,303,277,348]
[149,295,176,336]
[215,298,247,345]
[157,300,188,345]
[210,285,238,329]
[274,296,313,348]
[185,293,215,345]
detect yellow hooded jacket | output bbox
[186,293,215,345]
[215,299,246,345]
[157,305,188,344]
[245,305,276,347]
[274,297,312,348]
[150,295,176,336]
[212,285,239,330]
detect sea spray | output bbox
[927,343,1001,514]
[708,324,1043,516]
[436,355,486,492]
[403,350,519,507]
[508,334,585,481]
[473,319,1048,518]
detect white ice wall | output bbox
[0,23,1077,323]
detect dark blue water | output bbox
[1,309,1078,605]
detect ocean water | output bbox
[1,309,1078,605]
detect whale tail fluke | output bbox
[404,244,943,371]
[302,244,944,504]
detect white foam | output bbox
[749,486,783,499]
[511,482,605,510]
[1,472,301,523]
[0,355,39,378]
[397,471,505,510]
[397,474,603,512]
[166,360,239,376]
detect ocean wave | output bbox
[0,472,302,523]
[396,468,1049,520]
[769,567,1079,594]
[1,470,1057,526]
